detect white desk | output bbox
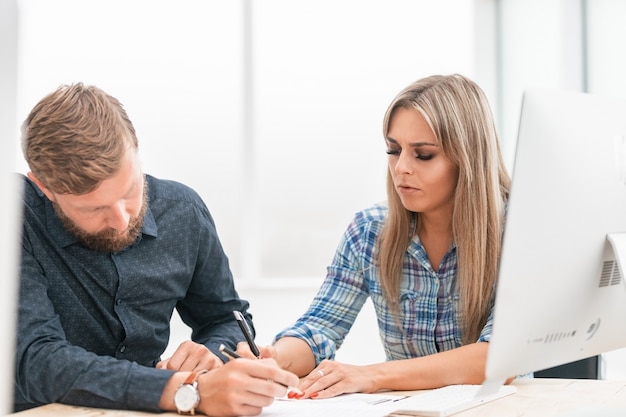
[7,378,626,417]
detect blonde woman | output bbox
[239,74,512,398]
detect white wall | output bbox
[15,0,477,283]
[497,0,586,169]
[16,0,477,371]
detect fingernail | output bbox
[310,392,319,398]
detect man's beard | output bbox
[53,185,149,253]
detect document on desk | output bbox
[262,393,409,417]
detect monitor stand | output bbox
[478,378,506,396]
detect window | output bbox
[17,0,478,281]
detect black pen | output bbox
[233,310,261,358]
[219,343,241,359]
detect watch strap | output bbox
[184,369,207,386]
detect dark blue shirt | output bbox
[15,174,252,412]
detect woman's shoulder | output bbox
[353,201,388,224]
[337,202,388,260]
[346,202,388,236]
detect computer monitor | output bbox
[0,0,20,413]
[484,88,626,386]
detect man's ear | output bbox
[27,172,55,201]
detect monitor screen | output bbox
[485,88,626,385]
[0,0,20,413]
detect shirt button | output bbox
[120,345,126,353]
[116,299,122,305]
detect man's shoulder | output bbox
[145,175,203,205]
[20,174,45,208]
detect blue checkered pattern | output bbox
[275,203,494,365]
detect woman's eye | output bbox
[386,149,400,156]
[416,153,434,161]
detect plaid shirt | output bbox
[275,203,494,365]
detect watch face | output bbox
[174,384,199,412]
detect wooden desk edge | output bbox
[6,378,626,416]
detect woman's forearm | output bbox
[366,342,490,392]
[273,336,317,377]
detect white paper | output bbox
[261,393,410,417]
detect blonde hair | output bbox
[378,74,511,344]
[22,83,138,194]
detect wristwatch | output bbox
[174,369,208,415]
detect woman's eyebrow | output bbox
[385,137,437,147]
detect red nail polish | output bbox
[287,391,296,399]
[310,392,319,398]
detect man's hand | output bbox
[157,340,223,371]
[159,358,300,416]
[235,340,277,360]
[196,358,299,416]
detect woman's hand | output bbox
[297,359,377,399]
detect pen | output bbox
[218,343,304,398]
[219,343,241,359]
[233,310,261,358]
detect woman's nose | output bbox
[394,152,413,175]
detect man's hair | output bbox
[21,83,139,194]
